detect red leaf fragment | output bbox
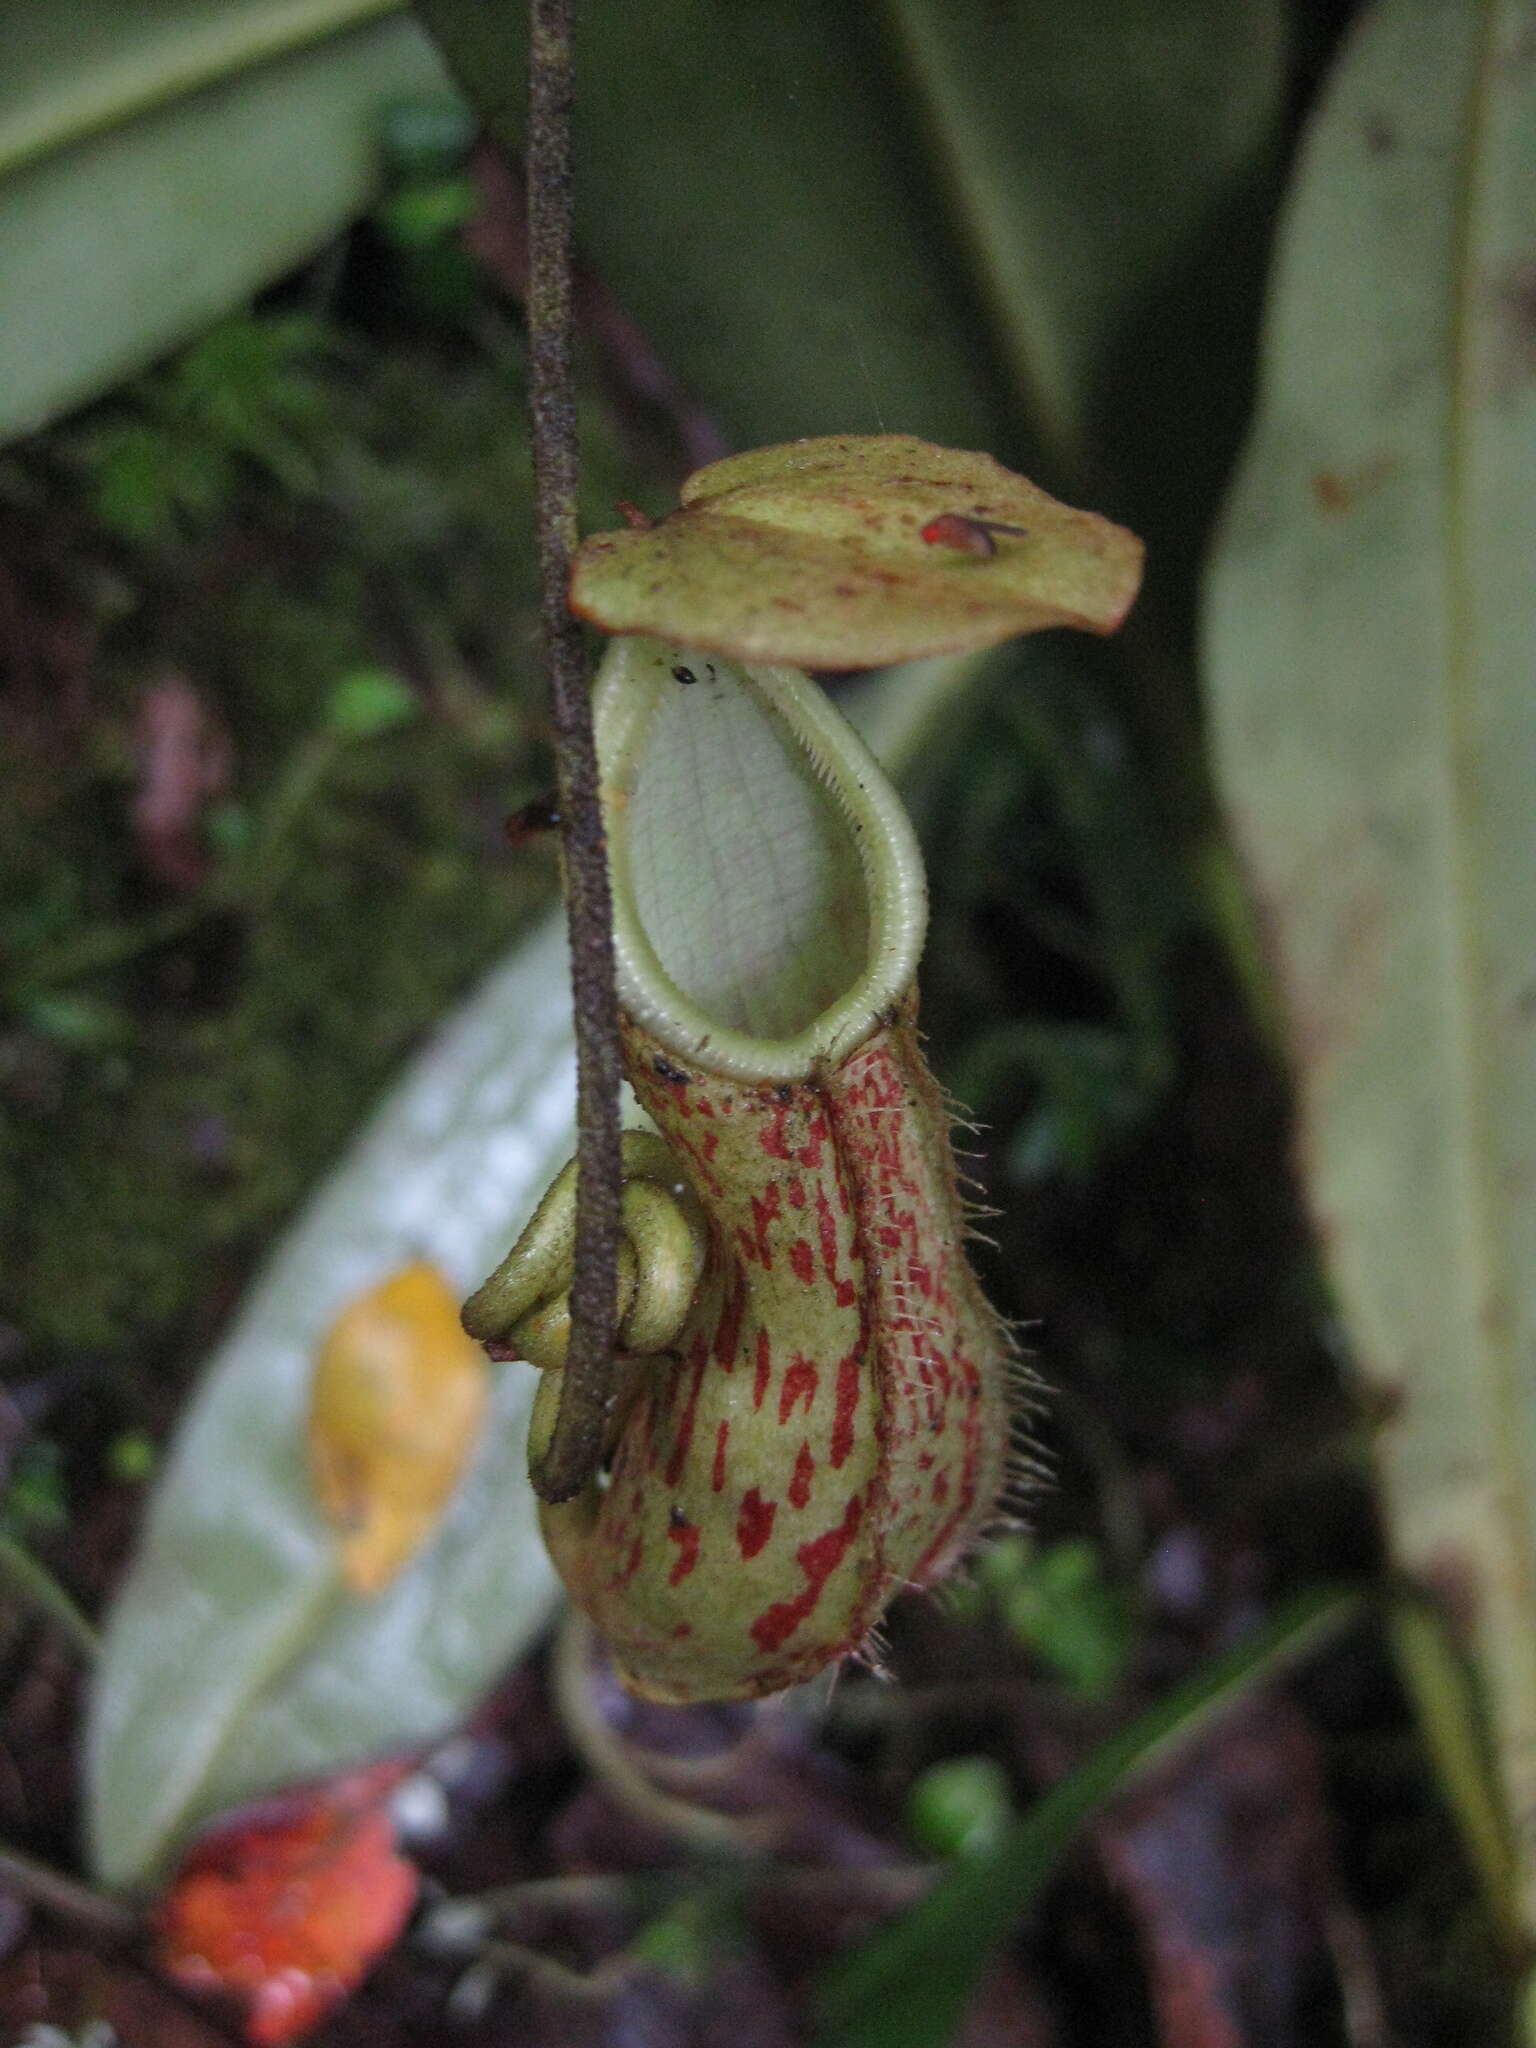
[131,673,231,891]
[155,1766,417,2046]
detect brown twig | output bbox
[525,0,624,1503]
[0,1531,101,1660]
[551,1614,767,1856]
[0,1839,140,1943]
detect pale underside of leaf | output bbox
[572,436,1142,670]
[1203,0,1536,1928]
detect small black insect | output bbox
[652,1052,691,1086]
[671,664,698,686]
[503,795,562,845]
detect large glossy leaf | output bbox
[879,0,1286,561]
[416,0,1007,458]
[1204,0,1536,1934]
[416,0,1285,843]
[415,0,1282,507]
[572,435,1142,668]
[0,0,450,445]
[86,916,574,1891]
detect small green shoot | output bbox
[625,1892,725,1986]
[2,1442,68,1539]
[374,179,479,250]
[107,1431,157,1486]
[906,1758,1013,1861]
[324,669,421,741]
[978,1535,1134,1701]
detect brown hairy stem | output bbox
[526,0,623,1503]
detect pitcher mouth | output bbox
[593,638,928,1083]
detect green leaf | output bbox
[106,1431,158,1486]
[416,1,1281,550]
[572,435,1142,670]
[414,0,1013,455]
[1203,0,1536,1938]
[0,1,450,446]
[998,1539,1134,1700]
[813,1588,1359,2048]
[2,1442,69,1539]
[837,650,998,786]
[325,666,420,737]
[373,172,477,247]
[20,994,129,1050]
[906,1757,1013,1861]
[1389,1591,1525,1949]
[972,1022,1156,1184]
[86,916,576,1890]
[86,418,226,542]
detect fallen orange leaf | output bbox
[156,1765,417,2046]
